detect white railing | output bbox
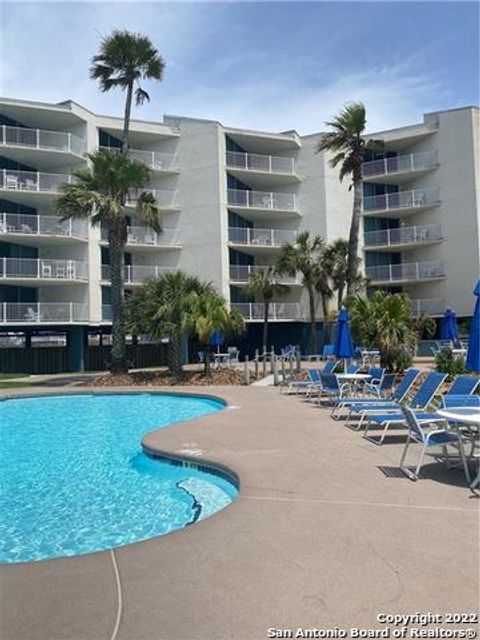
[362,187,440,213]
[227,189,297,211]
[0,258,88,280]
[0,213,88,239]
[100,146,179,172]
[0,302,89,324]
[229,264,300,285]
[0,169,75,193]
[101,264,173,284]
[228,226,296,247]
[363,224,443,248]
[126,188,179,209]
[231,302,301,321]
[366,261,446,283]
[363,151,438,177]
[226,151,295,175]
[101,226,180,246]
[0,125,86,156]
[410,298,445,317]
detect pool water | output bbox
[0,393,237,563]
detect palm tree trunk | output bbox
[346,178,363,297]
[307,283,317,354]
[121,81,133,154]
[167,334,183,377]
[321,295,330,343]
[337,285,345,310]
[108,228,127,374]
[204,345,211,377]
[263,300,270,352]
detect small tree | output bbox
[321,238,363,310]
[246,266,289,352]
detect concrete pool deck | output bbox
[1,385,478,640]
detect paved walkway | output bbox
[1,386,478,640]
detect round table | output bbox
[336,373,371,396]
[437,407,480,489]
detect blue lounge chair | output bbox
[442,394,480,409]
[316,373,353,405]
[362,372,448,444]
[443,374,479,396]
[336,368,420,423]
[322,344,335,360]
[399,406,471,482]
[283,368,321,395]
[331,372,396,419]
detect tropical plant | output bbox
[317,103,383,296]
[321,238,363,309]
[125,271,212,376]
[186,291,244,376]
[348,291,432,372]
[245,266,289,352]
[57,150,160,373]
[91,30,165,153]
[435,347,466,380]
[277,231,324,354]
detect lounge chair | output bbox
[331,372,396,419]
[284,368,321,395]
[316,373,354,405]
[399,406,471,482]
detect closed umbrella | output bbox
[209,330,224,354]
[466,280,480,373]
[334,307,354,371]
[440,308,459,341]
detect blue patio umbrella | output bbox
[334,307,354,370]
[209,329,224,353]
[440,308,459,341]
[466,280,480,373]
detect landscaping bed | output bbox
[89,367,257,387]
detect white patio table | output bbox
[336,373,372,396]
[436,407,480,490]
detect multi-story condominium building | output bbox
[0,97,479,371]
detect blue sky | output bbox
[1,2,478,133]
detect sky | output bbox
[1,1,479,134]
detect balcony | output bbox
[363,151,438,182]
[366,261,446,285]
[0,258,88,282]
[410,298,445,317]
[363,224,443,250]
[228,226,296,248]
[362,187,440,217]
[100,147,179,172]
[226,151,298,185]
[229,264,301,285]
[0,213,88,241]
[227,189,298,215]
[0,170,75,206]
[101,226,180,248]
[231,302,301,321]
[1,125,86,157]
[0,302,89,325]
[126,188,179,210]
[101,264,173,284]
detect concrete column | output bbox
[67,326,86,372]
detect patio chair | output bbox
[316,373,352,405]
[362,372,448,445]
[228,347,240,364]
[322,359,338,374]
[399,406,470,482]
[443,374,479,397]
[284,368,321,395]
[322,344,335,360]
[331,373,396,419]
[197,351,205,363]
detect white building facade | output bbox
[0,98,478,370]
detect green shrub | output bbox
[435,347,466,380]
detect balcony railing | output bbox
[0,169,75,193]
[363,151,438,178]
[0,258,88,280]
[410,298,445,317]
[0,302,89,324]
[231,302,301,321]
[366,261,446,283]
[229,264,300,285]
[101,226,180,246]
[227,189,297,211]
[0,213,88,239]
[100,146,179,172]
[226,151,296,175]
[363,224,443,248]
[228,226,296,247]
[101,264,172,284]
[126,188,179,209]
[0,125,86,156]
[362,187,440,213]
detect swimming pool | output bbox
[0,393,237,563]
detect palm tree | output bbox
[315,259,334,342]
[245,266,290,352]
[186,291,244,377]
[277,231,324,354]
[317,103,383,296]
[321,238,363,310]
[125,271,214,376]
[91,30,165,153]
[57,149,160,374]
